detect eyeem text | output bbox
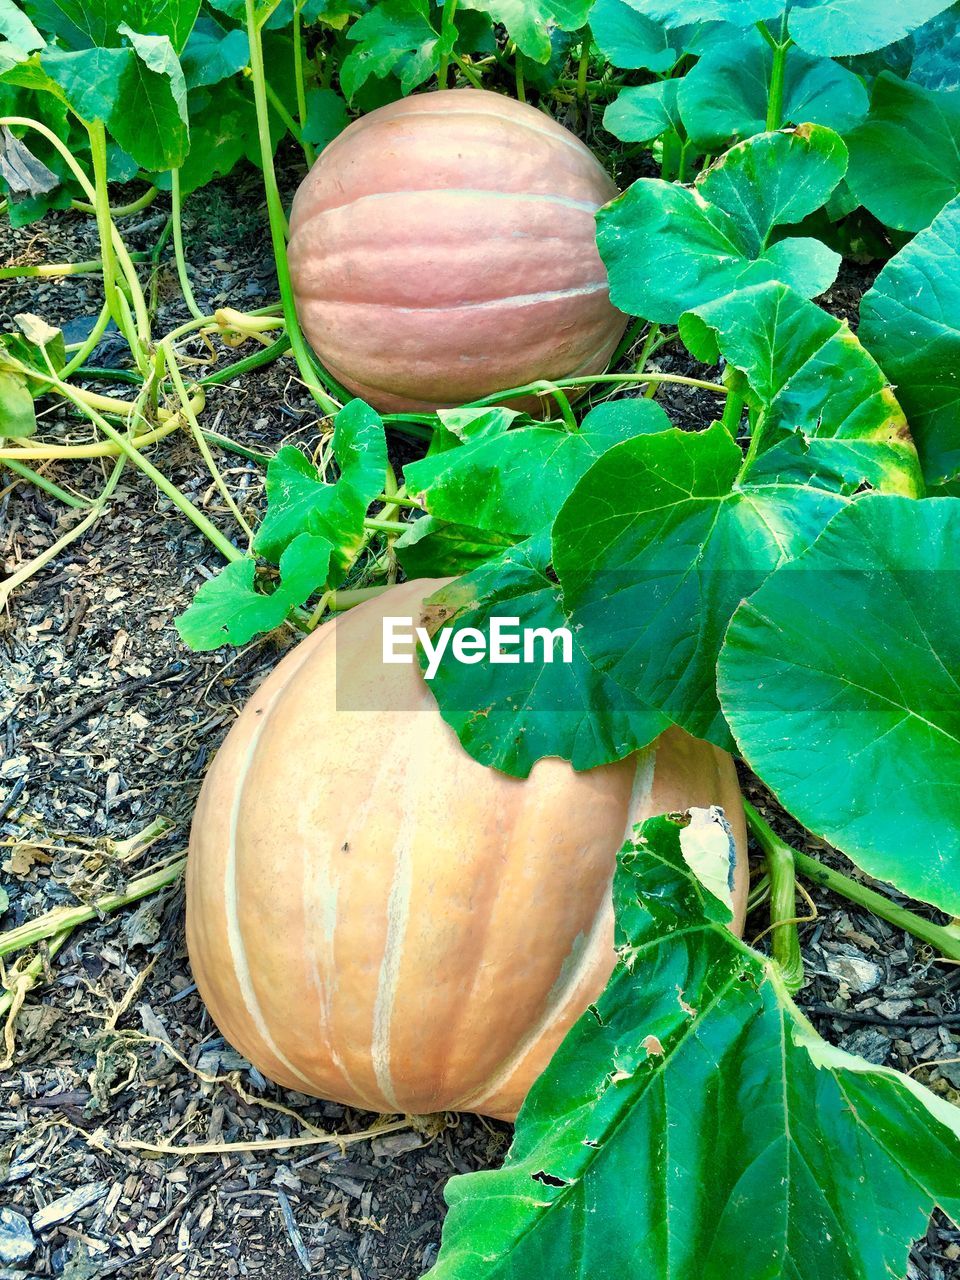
[383,616,574,680]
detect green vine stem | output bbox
[43,367,243,564]
[438,0,459,88]
[0,117,150,340]
[758,16,791,131]
[743,801,805,992]
[0,855,186,965]
[244,0,340,418]
[162,339,254,543]
[292,4,316,168]
[264,80,308,173]
[1,458,91,509]
[721,367,747,435]
[744,801,960,964]
[71,185,159,218]
[170,169,205,322]
[198,334,292,386]
[466,370,728,409]
[0,253,149,281]
[0,455,125,611]
[85,118,125,335]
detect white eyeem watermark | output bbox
[383,616,574,680]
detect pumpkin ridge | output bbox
[294,189,603,226]
[425,784,528,1106]
[225,661,323,1092]
[318,100,601,165]
[452,747,659,1115]
[299,283,610,313]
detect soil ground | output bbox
[1,158,958,1280]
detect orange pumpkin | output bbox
[186,580,748,1120]
[286,88,627,412]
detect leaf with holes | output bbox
[429,810,960,1280]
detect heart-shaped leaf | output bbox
[846,72,960,232]
[788,0,956,59]
[719,494,960,914]
[860,195,960,490]
[678,282,923,495]
[677,28,868,147]
[429,811,960,1280]
[598,126,846,324]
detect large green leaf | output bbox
[720,494,960,914]
[420,533,667,775]
[677,29,868,147]
[394,515,518,578]
[340,0,451,97]
[860,196,960,490]
[587,0,677,71]
[846,72,960,232]
[678,283,923,495]
[460,0,592,62]
[23,0,200,51]
[908,4,960,91]
[602,78,680,142]
[405,399,671,541]
[553,422,846,746]
[254,399,386,568]
[601,0,781,21]
[788,0,956,58]
[598,126,846,324]
[40,35,189,170]
[430,811,960,1280]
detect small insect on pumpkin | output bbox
[186,580,749,1121]
[286,88,628,412]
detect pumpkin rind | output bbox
[286,88,628,412]
[186,580,748,1121]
